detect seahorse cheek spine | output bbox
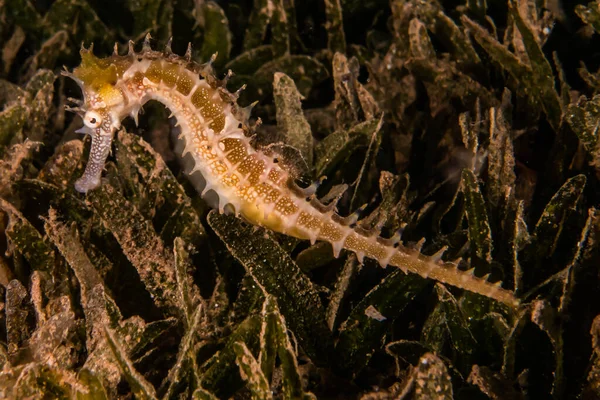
[64,40,520,307]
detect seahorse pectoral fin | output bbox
[75,128,115,193]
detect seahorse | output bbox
[63,36,519,307]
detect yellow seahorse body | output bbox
[64,38,519,307]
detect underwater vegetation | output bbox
[1,0,600,398]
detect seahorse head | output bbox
[64,44,130,193]
[69,45,131,110]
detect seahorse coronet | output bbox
[65,38,520,308]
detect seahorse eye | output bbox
[83,111,103,129]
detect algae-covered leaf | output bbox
[259,142,311,183]
[386,340,434,373]
[86,183,180,314]
[295,241,336,271]
[1,141,42,203]
[507,198,528,294]
[0,198,56,274]
[23,30,69,81]
[0,79,27,104]
[124,0,162,39]
[174,237,199,327]
[413,353,454,400]
[421,284,478,374]
[276,323,308,399]
[565,94,600,162]
[200,315,262,397]
[584,314,600,397]
[128,317,177,359]
[192,387,220,400]
[530,300,564,397]
[225,45,276,76]
[461,14,560,128]
[335,269,429,375]
[2,26,26,74]
[259,295,312,399]
[458,109,479,171]
[428,8,481,69]
[525,174,586,274]
[73,285,122,392]
[501,306,529,378]
[315,117,380,178]
[273,72,313,167]
[375,172,411,233]
[10,364,75,399]
[24,69,55,141]
[359,381,407,399]
[28,305,77,366]
[326,255,358,331]
[324,0,346,54]
[5,279,32,353]
[459,292,513,365]
[270,0,290,56]
[238,0,295,57]
[553,52,572,108]
[116,131,206,247]
[104,327,158,400]
[243,0,274,50]
[207,211,333,364]
[234,341,273,400]
[468,365,524,399]
[558,208,599,314]
[350,113,383,210]
[199,1,232,68]
[332,52,379,130]
[0,344,7,369]
[576,1,600,34]
[508,0,562,130]
[43,0,111,45]
[155,0,173,43]
[487,91,516,207]
[162,305,204,399]
[0,74,53,154]
[229,274,266,326]
[114,130,207,249]
[461,169,493,266]
[76,369,109,400]
[258,295,278,382]
[38,140,85,190]
[405,17,493,114]
[408,18,436,61]
[254,55,329,99]
[0,104,27,152]
[16,179,90,226]
[3,0,42,32]
[43,210,105,323]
